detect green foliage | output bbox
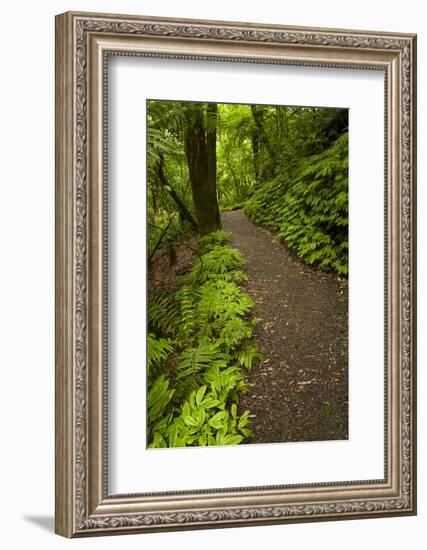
[147,293,180,336]
[176,343,231,379]
[147,100,348,276]
[245,133,348,275]
[147,333,174,375]
[196,230,232,253]
[146,100,196,258]
[236,340,264,371]
[216,104,256,209]
[146,100,349,449]
[181,247,246,287]
[147,374,175,423]
[147,231,262,448]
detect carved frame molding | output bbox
[55,11,416,537]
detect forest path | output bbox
[221,209,348,443]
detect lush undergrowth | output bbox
[147,230,262,448]
[245,133,348,276]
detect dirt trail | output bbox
[221,210,348,443]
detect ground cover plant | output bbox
[147,100,348,447]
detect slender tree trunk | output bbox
[156,154,198,230]
[251,125,260,181]
[206,103,221,229]
[275,105,289,137]
[184,103,221,236]
[251,105,276,180]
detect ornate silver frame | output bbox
[55,11,417,537]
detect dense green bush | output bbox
[147,230,262,448]
[245,133,348,275]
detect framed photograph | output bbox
[55,11,417,537]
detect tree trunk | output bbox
[156,154,198,230]
[251,105,276,180]
[206,103,221,229]
[184,103,221,236]
[251,125,260,181]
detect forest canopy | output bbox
[147,100,348,274]
[147,99,348,448]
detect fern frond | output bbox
[176,343,231,379]
[147,333,174,373]
[147,292,180,335]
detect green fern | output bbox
[176,343,231,379]
[147,333,174,375]
[147,374,175,423]
[146,230,261,448]
[147,292,180,335]
[245,132,348,276]
[197,230,232,254]
[236,340,264,370]
[175,286,195,341]
[181,245,245,285]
